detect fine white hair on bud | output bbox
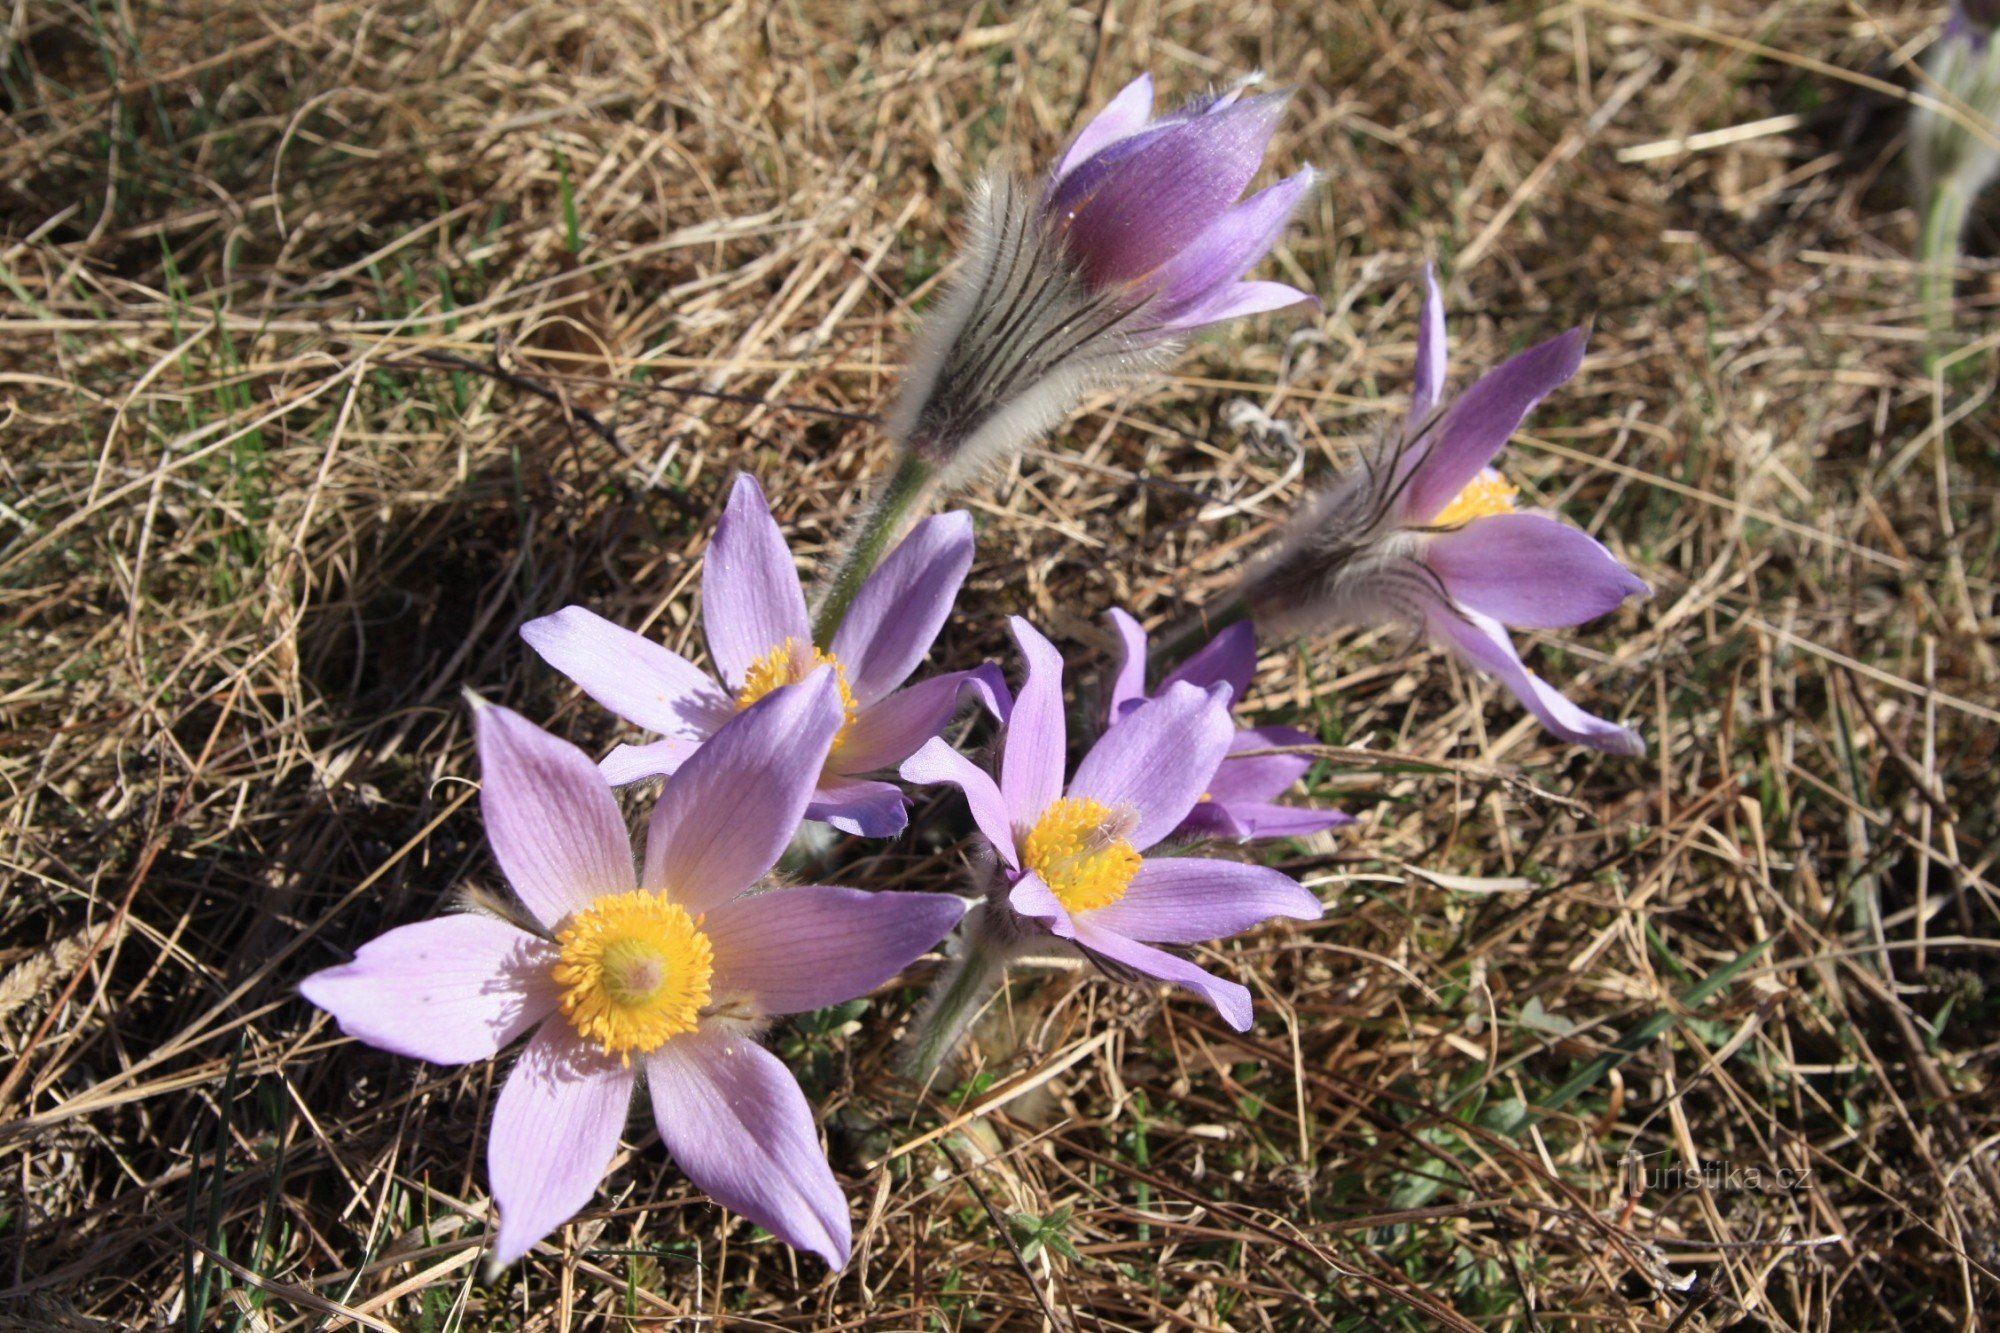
[1911,5,2000,205]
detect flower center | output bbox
[551,891,715,1064]
[734,637,859,750]
[1432,468,1519,527]
[1022,797,1142,914]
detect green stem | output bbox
[812,453,937,647]
[902,927,1009,1085]
[1921,180,1972,373]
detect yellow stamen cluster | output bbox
[551,891,714,1064]
[1023,797,1142,915]
[735,638,859,750]
[1432,469,1519,527]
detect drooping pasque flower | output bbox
[523,474,1004,837]
[889,73,1318,484]
[300,680,965,1269]
[1106,610,1352,842]
[900,618,1321,1030]
[1239,267,1650,756]
[1911,1,2000,206]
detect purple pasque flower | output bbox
[1913,3,2000,202]
[300,679,965,1270]
[890,73,1316,483]
[1106,610,1352,842]
[522,473,1003,838]
[1241,267,1650,756]
[900,618,1321,1031]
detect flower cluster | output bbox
[300,71,1652,1278]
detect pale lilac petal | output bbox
[643,670,845,912]
[829,511,975,706]
[1409,264,1448,428]
[1105,608,1151,723]
[999,618,1067,829]
[1070,919,1254,1031]
[1161,620,1258,700]
[477,704,635,931]
[1008,871,1070,932]
[836,664,1008,774]
[1403,327,1587,525]
[521,607,734,738]
[901,738,1019,868]
[702,475,812,691]
[704,886,966,1014]
[1155,280,1316,334]
[1053,73,1155,183]
[487,1022,634,1267]
[806,777,908,838]
[598,736,703,787]
[1206,725,1318,805]
[1431,606,1645,757]
[300,917,560,1065]
[1424,512,1649,629]
[1177,799,1352,842]
[1090,858,1321,945]
[647,1030,851,1269]
[1068,681,1234,851]
[1049,94,1288,286]
[1152,171,1315,320]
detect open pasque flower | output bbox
[901,618,1321,1030]
[524,474,1002,837]
[300,681,965,1269]
[890,73,1317,483]
[1240,267,1649,755]
[1106,610,1351,842]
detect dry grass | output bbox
[4,0,1998,1327]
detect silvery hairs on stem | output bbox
[1912,1,2000,206]
[887,74,1318,489]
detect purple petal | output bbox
[1206,725,1318,805]
[1067,681,1235,851]
[521,607,734,739]
[836,664,1008,774]
[477,704,635,931]
[1409,264,1448,429]
[1152,170,1315,321]
[1105,608,1151,723]
[487,1022,634,1267]
[1153,280,1316,335]
[1161,620,1258,700]
[704,886,966,1014]
[647,1030,851,1269]
[900,737,1019,868]
[1090,858,1320,945]
[1048,94,1288,287]
[642,670,845,913]
[1431,607,1645,756]
[300,916,560,1065]
[1053,73,1155,184]
[598,736,702,787]
[1008,870,1071,932]
[1070,919,1254,1031]
[999,618,1067,830]
[806,777,909,838]
[1208,801,1355,840]
[1403,327,1587,526]
[829,511,975,706]
[702,475,812,692]
[1425,512,1649,629]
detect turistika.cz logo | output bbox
[1622,1151,1812,1194]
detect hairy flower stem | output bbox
[901,919,1011,1085]
[813,453,937,646]
[1921,181,1973,373]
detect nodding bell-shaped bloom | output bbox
[900,618,1321,1030]
[300,687,965,1270]
[523,474,1005,838]
[1911,2,2000,205]
[890,73,1317,484]
[1106,610,1352,842]
[1240,268,1650,756]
